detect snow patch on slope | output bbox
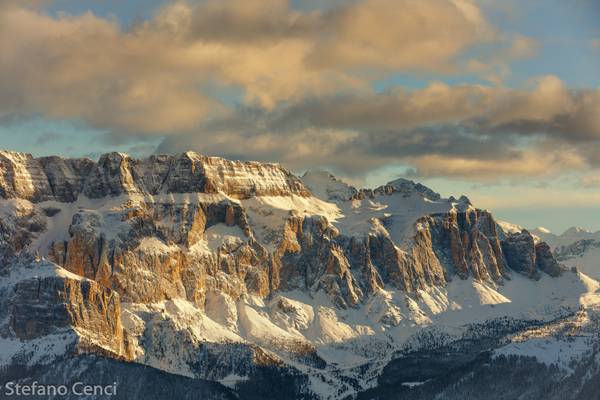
[335,193,454,247]
[242,194,340,250]
[0,259,84,290]
[137,237,180,254]
[562,247,600,280]
[301,170,357,201]
[541,226,600,280]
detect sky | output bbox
[0,0,599,233]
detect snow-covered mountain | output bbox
[531,226,600,281]
[1,150,600,400]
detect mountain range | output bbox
[1,150,599,400]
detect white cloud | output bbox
[0,0,534,133]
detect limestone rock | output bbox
[501,230,538,278]
[0,150,311,202]
[0,260,131,360]
[535,241,563,277]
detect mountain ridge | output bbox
[0,150,311,202]
[1,149,597,399]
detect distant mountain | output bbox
[1,150,599,399]
[531,225,600,280]
[531,226,557,243]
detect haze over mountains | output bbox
[1,150,600,399]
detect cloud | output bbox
[157,127,369,174]
[404,150,586,180]
[213,75,599,142]
[0,0,48,10]
[0,6,223,134]
[152,0,499,73]
[473,187,600,210]
[581,175,600,188]
[303,0,497,72]
[0,0,532,133]
[157,75,599,180]
[508,35,539,58]
[326,75,599,141]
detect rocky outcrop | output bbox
[426,209,509,282]
[277,215,363,308]
[353,178,446,202]
[272,208,523,307]
[501,230,538,278]
[367,232,445,293]
[555,239,600,262]
[0,261,131,360]
[39,156,95,202]
[0,151,53,202]
[47,199,269,305]
[199,155,310,198]
[500,230,564,278]
[535,242,563,277]
[0,201,45,263]
[0,151,94,202]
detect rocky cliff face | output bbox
[0,259,131,360]
[0,150,310,202]
[0,151,571,399]
[501,230,563,278]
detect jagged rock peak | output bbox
[301,170,473,206]
[0,150,311,202]
[380,178,442,201]
[501,229,564,278]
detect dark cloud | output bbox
[200,76,599,144]
[156,77,598,180]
